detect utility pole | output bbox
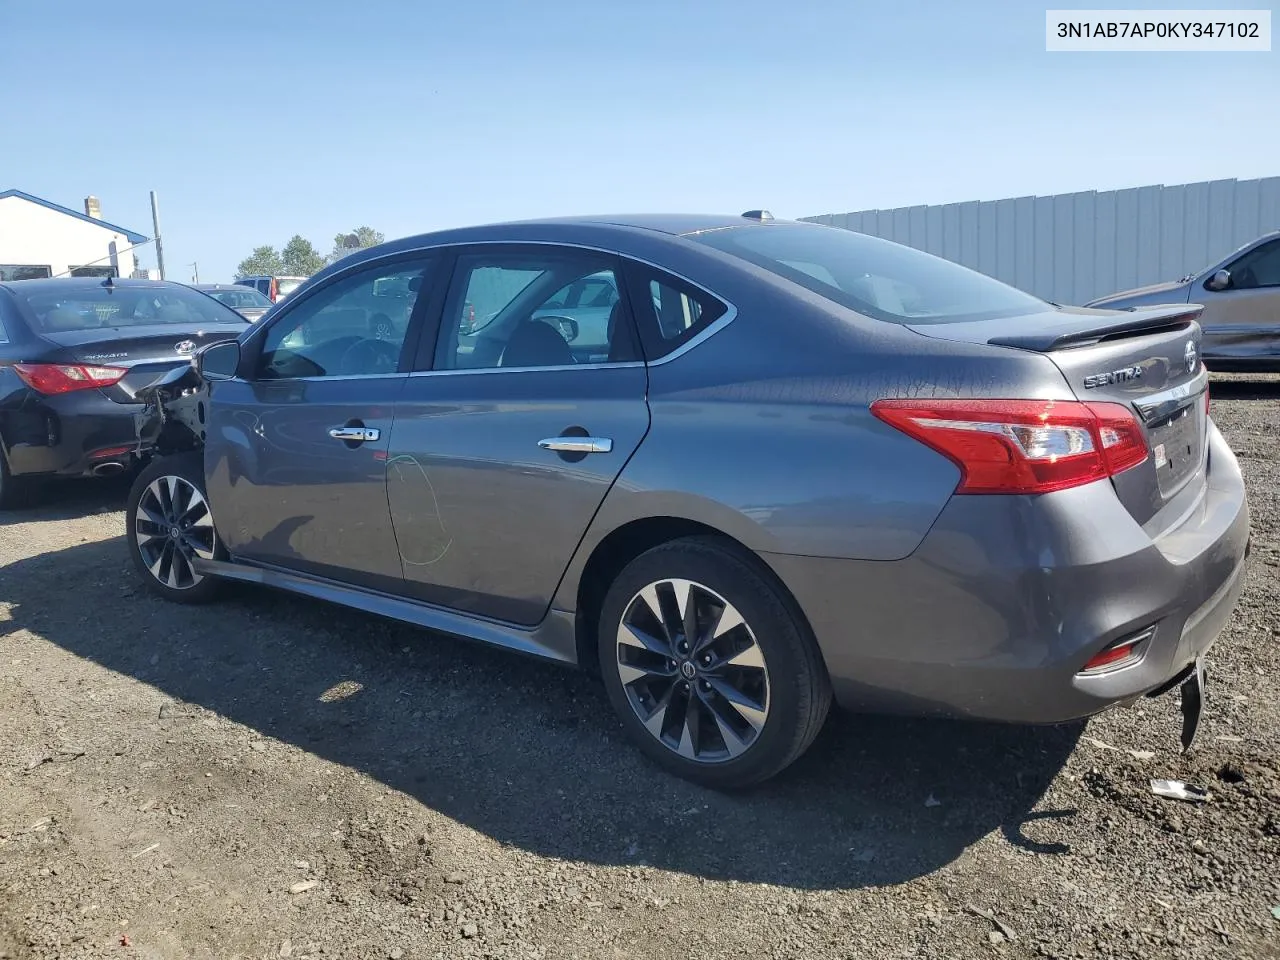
[150,190,166,280]
[188,262,199,283]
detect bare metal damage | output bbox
[133,365,209,458]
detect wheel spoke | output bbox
[617,656,675,686]
[165,475,181,518]
[656,584,685,646]
[134,517,165,544]
[672,579,695,646]
[180,498,210,528]
[695,602,744,654]
[147,543,167,580]
[705,676,768,733]
[640,682,676,740]
[139,502,168,531]
[710,704,751,758]
[173,546,197,588]
[724,642,766,670]
[676,699,697,759]
[185,531,216,561]
[618,621,670,657]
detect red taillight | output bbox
[270,279,279,302]
[871,398,1149,495]
[13,363,127,395]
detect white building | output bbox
[0,189,148,282]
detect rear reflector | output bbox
[92,445,134,460]
[1080,627,1155,674]
[871,398,1148,494]
[13,362,127,395]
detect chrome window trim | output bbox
[646,303,738,367]
[254,372,410,384]
[408,361,645,378]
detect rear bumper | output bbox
[763,422,1251,724]
[1,390,143,478]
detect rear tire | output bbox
[598,536,832,789]
[126,452,225,604]
[0,446,29,510]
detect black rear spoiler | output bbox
[988,304,1203,352]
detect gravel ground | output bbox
[1,373,1277,960]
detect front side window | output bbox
[436,250,637,370]
[257,260,431,379]
[1227,239,1280,289]
[691,222,1047,325]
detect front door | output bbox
[1199,237,1280,362]
[205,256,439,593]
[387,245,650,625]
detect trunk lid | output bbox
[42,322,247,403]
[909,304,1209,527]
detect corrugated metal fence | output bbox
[801,176,1280,305]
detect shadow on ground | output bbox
[0,475,131,527]
[2,536,1082,890]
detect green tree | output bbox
[329,226,386,264]
[236,245,284,279]
[281,235,326,276]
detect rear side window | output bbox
[691,223,1046,325]
[622,263,727,360]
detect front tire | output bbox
[598,536,832,789]
[126,452,225,604]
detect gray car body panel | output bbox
[1087,230,1280,367]
[181,214,1250,724]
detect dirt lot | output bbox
[2,374,1278,960]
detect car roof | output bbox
[0,277,194,296]
[411,213,769,242]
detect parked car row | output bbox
[106,212,1249,789]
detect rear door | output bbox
[387,244,649,625]
[203,256,440,594]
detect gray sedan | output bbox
[1087,230,1280,370]
[123,213,1250,788]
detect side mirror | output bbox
[198,340,241,381]
[1206,269,1232,292]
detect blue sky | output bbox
[3,0,1276,281]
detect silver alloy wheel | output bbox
[616,578,770,763]
[133,476,216,590]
